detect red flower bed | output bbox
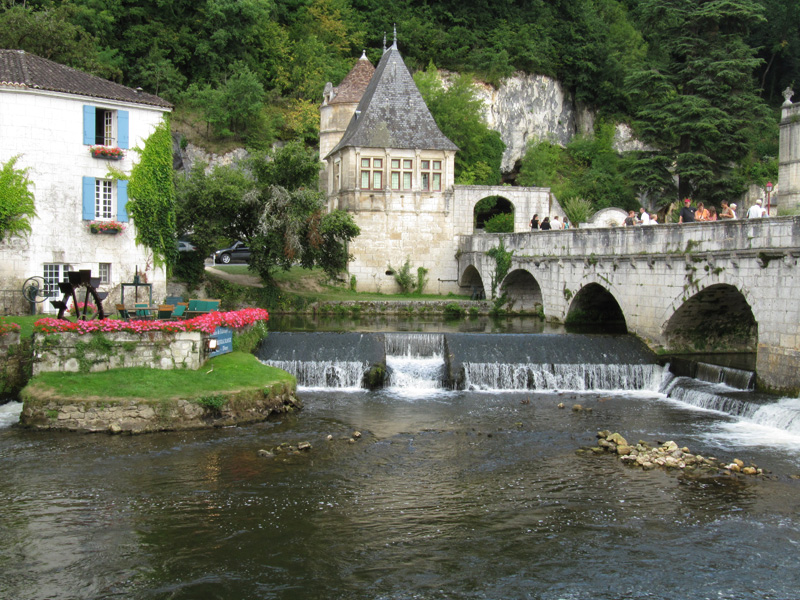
[0,318,21,335]
[34,308,269,336]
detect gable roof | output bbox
[0,49,172,109]
[327,52,375,105]
[328,44,457,157]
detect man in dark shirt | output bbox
[678,198,695,223]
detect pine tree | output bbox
[626,0,771,206]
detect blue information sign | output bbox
[209,326,233,357]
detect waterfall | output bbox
[662,375,800,434]
[264,359,368,390]
[695,362,755,390]
[463,363,664,391]
[385,334,446,393]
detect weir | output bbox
[258,332,661,392]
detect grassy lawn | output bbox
[26,352,294,400]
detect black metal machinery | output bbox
[23,270,108,321]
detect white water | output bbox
[263,359,368,390]
[0,401,22,429]
[463,362,664,392]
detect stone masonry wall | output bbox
[32,330,203,376]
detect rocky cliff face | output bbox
[471,72,646,173]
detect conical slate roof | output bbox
[328,43,457,156]
[328,51,375,105]
[0,49,172,108]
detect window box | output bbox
[90,146,125,160]
[88,221,126,235]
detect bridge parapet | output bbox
[458,216,800,258]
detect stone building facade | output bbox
[0,50,172,314]
[321,41,563,294]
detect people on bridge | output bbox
[540,216,552,230]
[729,203,738,218]
[649,213,658,224]
[551,216,564,230]
[638,208,651,225]
[624,210,636,226]
[747,199,767,219]
[530,214,539,230]
[707,206,717,221]
[694,202,710,221]
[678,198,695,223]
[563,218,571,229]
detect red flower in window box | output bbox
[88,220,126,234]
[90,146,125,160]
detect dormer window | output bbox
[83,106,129,149]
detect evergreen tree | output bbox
[626,0,771,206]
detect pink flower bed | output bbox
[34,308,269,336]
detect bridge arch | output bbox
[663,283,757,352]
[500,268,543,312]
[459,264,488,299]
[565,282,627,333]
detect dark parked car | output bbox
[213,241,251,264]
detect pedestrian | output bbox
[551,215,564,230]
[540,217,552,230]
[624,210,636,226]
[707,206,717,221]
[747,198,766,219]
[649,214,658,224]
[720,201,735,219]
[729,203,737,219]
[563,218,571,229]
[678,198,695,223]
[638,207,651,225]
[530,214,539,230]
[694,202,710,222]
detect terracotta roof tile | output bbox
[0,49,172,109]
[329,54,375,104]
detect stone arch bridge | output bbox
[457,217,800,393]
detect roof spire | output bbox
[360,49,367,60]
[382,32,387,53]
[392,24,398,49]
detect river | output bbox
[1,322,799,599]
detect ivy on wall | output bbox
[486,239,513,300]
[117,117,177,269]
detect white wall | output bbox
[0,87,170,312]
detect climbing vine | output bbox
[118,117,177,269]
[485,240,513,299]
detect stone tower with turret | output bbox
[320,37,460,293]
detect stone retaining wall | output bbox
[32,330,204,376]
[20,381,300,433]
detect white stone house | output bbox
[0,49,172,314]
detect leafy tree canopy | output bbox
[0,154,37,242]
[414,64,504,185]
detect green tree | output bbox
[123,119,177,269]
[414,64,504,185]
[626,0,771,205]
[0,155,37,242]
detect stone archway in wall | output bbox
[501,269,543,313]
[664,284,757,353]
[565,283,627,334]
[474,196,515,232]
[459,264,487,299]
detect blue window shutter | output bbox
[117,180,129,222]
[82,177,95,220]
[83,106,95,145]
[117,110,129,149]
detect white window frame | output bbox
[95,179,114,220]
[99,263,111,285]
[96,108,117,146]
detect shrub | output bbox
[483,212,514,233]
